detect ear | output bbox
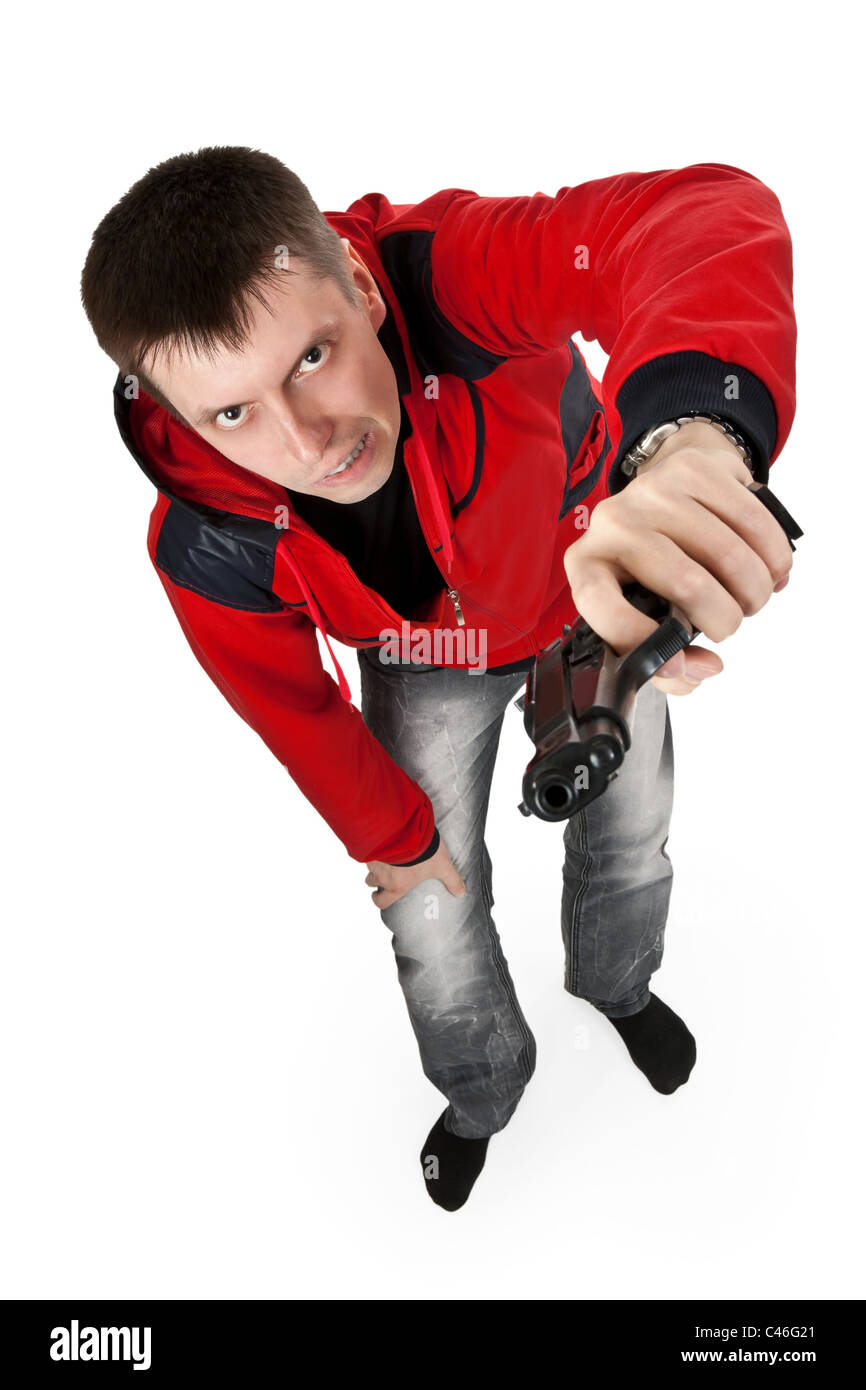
[340,237,385,327]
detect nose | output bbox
[272,392,334,466]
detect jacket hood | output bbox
[112,199,457,703]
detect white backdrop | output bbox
[2,0,862,1300]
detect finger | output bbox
[650,656,725,695]
[372,887,401,910]
[650,676,698,695]
[638,450,793,587]
[648,644,725,692]
[439,865,467,897]
[617,490,777,618]
[572,545,743,653]
[573,564,686,684]
[685,470,795,589]
[573,563,723,686]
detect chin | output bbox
[354,454,393,500]
[358,469,389,498]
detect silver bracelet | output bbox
[620,413,755,480]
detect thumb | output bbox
[440,858,467,897]
[655,644,723,681]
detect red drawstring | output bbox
[280,547,353,704]
[410,431,454,572]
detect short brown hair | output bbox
[80,145,359,421]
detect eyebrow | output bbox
[192,320,341,426]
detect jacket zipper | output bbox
[399,437,469,625]
[401,436,544,654]
[283,466,540,653]
[447,589,465,626]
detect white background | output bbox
[2,0,862,1300]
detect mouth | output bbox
[318,431,375,488]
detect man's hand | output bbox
[563,420,793,695]
[365,840,467,910]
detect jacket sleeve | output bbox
[152,565,440,867]
[426,163,796,493]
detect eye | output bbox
[214,404,249,430]
[296,342,331,376]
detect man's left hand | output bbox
[562,420,793,695]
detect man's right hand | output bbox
[365,841,466,910]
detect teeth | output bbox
[326,435,366,477]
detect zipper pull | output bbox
[447,588,466,627]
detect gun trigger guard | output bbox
[668,604,694,638]
[616,615,695,692]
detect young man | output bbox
[81,147,796,1211]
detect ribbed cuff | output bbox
[390,825,440,867]
[607,350,778,495]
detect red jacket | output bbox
[113,162,796,867]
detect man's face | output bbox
[144,239,401,501]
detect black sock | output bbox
[420,1110,490,1211]
[605,993,696,1094]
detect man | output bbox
[80,146,797,1211]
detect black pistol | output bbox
[516,483,803,821]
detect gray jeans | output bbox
[358,645,674,1140]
